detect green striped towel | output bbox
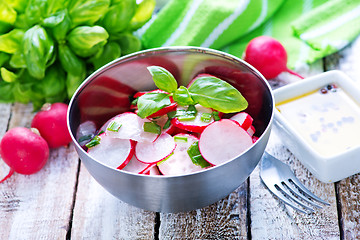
[224,0,329,69]
[140,0,360,70]
[141,0,285,49]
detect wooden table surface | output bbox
[1,36,360,240]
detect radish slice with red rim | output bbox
[135,133,176,164]
[146,165,161,175]
[230,112,253,130]
[199,119,253,166]
[87,133,134,169]
[171,104,216,133]
[105,112,158,143]
[122,155,155,174]
[158,133,206,176]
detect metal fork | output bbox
[260,151,330,214]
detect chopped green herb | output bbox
[187,141,211,168]
[85,135,101,148]
[200,113,212,123]
[187,105,197,115]
[174,135,188,143]
[177,114,196,121]
[131,98,138,106]
[107,121,122,132]
[163,119,171,129]
[167,111,176,119]
[143,121,161,134]
[212,111,221,121]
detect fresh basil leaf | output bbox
[147,66,177,93]
[137,92,171,118]
[173,86,196,106]
[0,29,24,54]
[188,76,248,113]
[23,25,55,79]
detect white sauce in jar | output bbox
[276,84,360,157]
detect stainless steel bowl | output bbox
[67,47,274,212]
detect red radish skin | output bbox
[199,119,253,166]
[87,133,134,169]
[247,125,256,137]
[0,162,14,183]
[158,134,204,176]
[171,104,216,133]
[31,102,72,148]
[230,112,253,130]
[0,127,49,175]
[135,133,176,164]
[243,36,303,80]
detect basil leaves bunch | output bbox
[0,0,156,110]
[136,66,249,118]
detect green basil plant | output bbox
[0,0,156,110]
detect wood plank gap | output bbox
[154,212,160,240]
[334,182,344,240]
[66,158,82,240]
[246,177,252,240]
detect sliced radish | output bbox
[158,134,205,176]
[76,120,97,147]
[171,104,215,133]
[199,119,253,166]
[230,112,253,130]
[148,102,177,118]
[135,133,176,164]
[247,125,256,137]
[146,165,161,175]
[122,155,154,174]
[105,112,158,143]
[87,133,134,169]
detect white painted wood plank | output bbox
[250,131,340,240]
[71,164,156,240]
[0,103,80,239]
[327,35,360,239]
[158,183,248,239]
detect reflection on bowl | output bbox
[67,47,274,212]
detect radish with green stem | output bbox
[243,36,304,80]
[0,127,49,175]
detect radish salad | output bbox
[78,66,258,176]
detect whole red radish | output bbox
[243,36,303,80]
[0,127,49,175]
[31,103,72,148]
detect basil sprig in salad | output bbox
[136,66,248,119]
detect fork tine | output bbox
[283,180,323,209]
[275,183,315,212]
[289,177,330,205]
[261,178,309,214]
